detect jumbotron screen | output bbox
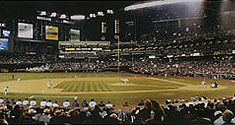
[0,38,9,51]
[70,29,80,41]
[18,23,33,38]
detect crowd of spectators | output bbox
[0,51,234,79]
[48,62,104,72]
[1,95,235,124]
[128,59,235,76]
[0,53,50,65]
[46,57,235,79]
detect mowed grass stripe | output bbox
[79,81,85,92]
[56,81,70,88]
[68,82,76,92]
[87,81,91,91]
[71,82,79,92]
[74,82,81,92]
[89,81,94,91]
[62,82,70,92]
[97,81,105,91]
[54,82,65,88]
[101,80,112,91]
[84,81,89,91]
[91,81,97,91]
[63,82,74,92]
[101,81,110,91]
[69,82,76,92]
[60,82,71,90]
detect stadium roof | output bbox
[0,0,233,20]
[0,1,138,19]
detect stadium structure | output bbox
[0,0,235,124]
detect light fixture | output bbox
[71,15,85,20]
[97,11,104,16]
[39,11,47,16]
[50,12,57,17]
[60,14,67,19]
[107,9,114,14]
[89,13,96,18]
[124,0,203,11]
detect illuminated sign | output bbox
[36,16,52,21]
[65,48,75,51]
[45,26,58,40]
[2,30,10,38]
[18,23,33,38]
[0,38,8,51]
[70,29,80,41]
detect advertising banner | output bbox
[18,23,33,38]
[45,26,58,40]
[2,30,10,38]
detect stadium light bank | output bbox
[124,0,204,11]
[71,15,85,20]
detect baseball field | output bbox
[0,72,234,106]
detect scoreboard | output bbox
[58,41,110,59]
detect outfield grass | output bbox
[54,77,179,92]
[0,72,234,106]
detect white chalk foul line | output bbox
[147,77,189,86]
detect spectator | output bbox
[50,109,67,124]
[40,99,47,107]
[117,109,127,122]
[10,99,15,105]
[98,101,105,108]
[3,98,9,105]
[0,113,8,125]
[22,99,29,106]
[10,105,22,119]
[105,101,113,109]
[123,102,129,107]
[0,97,4,104]
[46,100,53,107]
[16,99,22,105]
[38,108,51,124]
[89,99,96,108]
[63,100,70,108]
[72,100,79,107]
[82,100,88,107]
[30,99,37,107]
[52,101,59,107]
[138,100,144,106]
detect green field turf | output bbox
[0,72,234,106]
[54,78,179,92]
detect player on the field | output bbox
[3,86,8,96]
[201,80,206,86]
[12,74,15,80]
[17,78,21,82]
[47,80,52,88]
[164,74,168,78]
[121,79,128,84]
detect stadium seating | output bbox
[0,96,235,124]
